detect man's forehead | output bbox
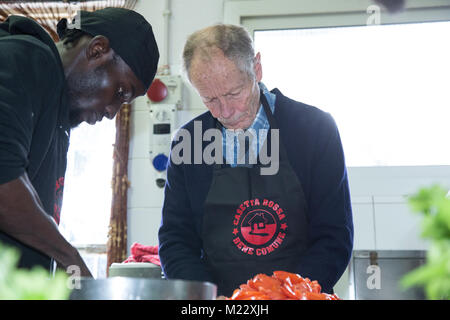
[191,55,244,82]
[191,47,234,70]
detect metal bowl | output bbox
[69,277,217,300]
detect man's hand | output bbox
[57,245,93,278]
[0,173,93,278]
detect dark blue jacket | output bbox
[158,88,353,293]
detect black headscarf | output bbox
[57,7,159,90]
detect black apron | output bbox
[202,92,309,296]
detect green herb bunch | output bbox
[401,185,450,300]
[0,243,70,300]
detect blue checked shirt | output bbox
[222,82,276,167]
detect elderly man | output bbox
[0,8,159,276]
[159,24,353,296]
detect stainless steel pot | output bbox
[69,277,217,300]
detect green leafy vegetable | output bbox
[0,242,70,300]
[400,185,450,300]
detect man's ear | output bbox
[85,35,112,61]
[254,52,262,82]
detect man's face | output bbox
[66,51,146,128]
[189,49,262,130]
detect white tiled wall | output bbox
[127,207,166,248]
[129,99,151,159]
[127,96,206,253]
[351,198,429,251]
[374,202,428,251]
[348,166,450,251]
[351,198,376,250]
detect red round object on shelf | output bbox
[147,78,168,102]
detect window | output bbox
[254,21,450,166]
[59,119,116,278]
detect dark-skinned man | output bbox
[0,8,159,277]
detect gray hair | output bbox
[183,24,255,80]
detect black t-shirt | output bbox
[0,16,70,270]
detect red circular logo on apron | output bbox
[232,198,288,256]
[240,209,277,246]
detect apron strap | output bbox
[259,89,290,163]
[260,89,278,129]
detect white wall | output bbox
[348,166,450,251]
[127,0,225,250]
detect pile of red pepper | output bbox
[227,271,340,300]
